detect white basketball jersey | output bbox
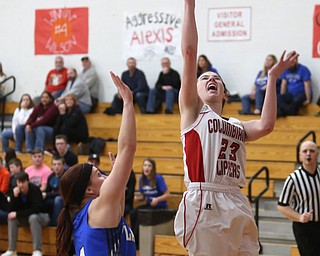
[181,104,246,188]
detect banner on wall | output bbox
[123,11,182,60]
[313,5,320,58]
[35,7,88,55]
[208,7,251,42]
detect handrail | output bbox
[296,130,316,164]
[0,76,16,98]
[248,166,269,205]
[0,76,16,130]
[247,166,269,255]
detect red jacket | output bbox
[0,166,10,194]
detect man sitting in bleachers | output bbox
[1,171,50,256]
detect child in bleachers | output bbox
[8,158,23,194]
[24,149,52,192]
[42,156,65,226]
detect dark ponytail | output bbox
[56,164,93,256]
[56,207,73,256]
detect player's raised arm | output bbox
[99,72,136,203]
[179,0,201,129]
[243,51,299,141]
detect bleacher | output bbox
[0,101,319,255]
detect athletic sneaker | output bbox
[1,251,17,256]
[31,250,42,256]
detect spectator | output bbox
[106,153,136,218]
[8,158,23,194]
[1,94,34,155]
[44,56,68,98]
[0,62,6,82]
[125,170,136,218]
[239,54,279,115]
[53,134,78,170]
[43,156,65,226]
[87,153,100,168]
[130,158,170,249]
[53,94,89,144]
[1,171,50,256]
[105,57,149,114]
[0,156,10,194]
[0,62,7,97]
[24,150,52,192]
[25,91,59,153]
[278,141,320,255]
[0,158,23,225]
[4,148,16,170]
[57,68,92,114]
[146,57,181,114]
[278,56,312,116]
[0,191,9,224]
[197,54,218,78]
[79,56,99,111]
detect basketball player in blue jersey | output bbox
[174,1,299,255]
[56,72,136,256]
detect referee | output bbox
[278,140,320,256]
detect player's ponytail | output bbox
[56,207,73,256]
[56,163,93,256]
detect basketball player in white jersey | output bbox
[174,1,299,255]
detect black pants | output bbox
[293,221,320,256]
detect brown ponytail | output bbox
[56,164,93,256]
[56,207,73,256]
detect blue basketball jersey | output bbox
[73,200,136,255]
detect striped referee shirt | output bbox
[278,165,320,222]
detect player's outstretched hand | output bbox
[269,50,299,78]
[110,71,133,104]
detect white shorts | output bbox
[174,182,259,256]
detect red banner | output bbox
[313,5,320,58]
[35,7,88,55]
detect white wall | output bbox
[0,0,319,102]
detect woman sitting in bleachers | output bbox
[53,93,89,144]
[1,94,34,156]
[130,158,170,249]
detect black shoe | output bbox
[277,109,287,118]
[165,109,173,114]
[104,107,116,115]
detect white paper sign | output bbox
[208,7,251,42]
[123,11,182,60]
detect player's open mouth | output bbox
[207,84,217,92]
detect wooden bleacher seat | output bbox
[2,101,319,117]
[154,235,188,256]
[290,245,300,256]
[0,225,56,256]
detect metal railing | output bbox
[296,130,316,164]
[248,166,270,254]
[0,76,16,130]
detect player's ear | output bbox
[85,186,95,196]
